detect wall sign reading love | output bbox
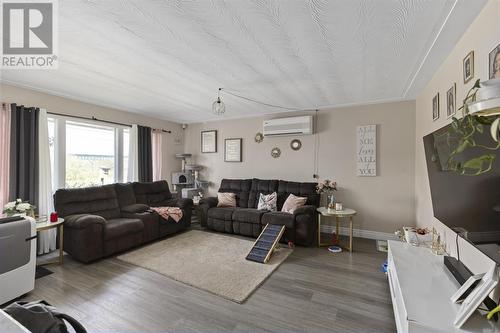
[356,125,377,176]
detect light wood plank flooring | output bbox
[24,233,395,333]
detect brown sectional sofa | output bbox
[54,180,192,263]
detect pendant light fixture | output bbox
[212,88,225,115]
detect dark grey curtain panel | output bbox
[138,125,153,182]
[9,104,39,208]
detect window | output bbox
[48,116,130,189]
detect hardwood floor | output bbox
[25,233,395,333]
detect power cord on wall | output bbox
[313,109,319,179]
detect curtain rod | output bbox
[47,111,172,133]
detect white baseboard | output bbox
[320,225,397,241]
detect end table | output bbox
[317,207,357,252]
[36,218,65,265]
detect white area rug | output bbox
[117,230,292,303]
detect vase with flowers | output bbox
[3,199,36,218]
[316,179,338,211]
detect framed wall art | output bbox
[356,125,377,176]
[489,43,500,79]
[201,130,217,153]
[446,83,456,118]
[463,51,474,83]
[224,138,242,162]
[432,93,440,121]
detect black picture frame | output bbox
[463,51,474,84]
[224,138,242,162]
[432,93,439,121]
[201,130,217,153]
[489,43,500,80]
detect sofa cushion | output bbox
[218,179,252,208]
[208,207,235,220]
[115,183,137,208]
[277,180,319,210]
[217,192,236,207]
[232,208,265,224]
[257,192,277,211]
[248,179,279,208]
[54,184,121,219]
[281,194,307,214]
[133,180,172,206]
[262,211,295,228]
[104,218,144,240]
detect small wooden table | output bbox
[317,207,357,252]
[36,218,65,265]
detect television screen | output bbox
[423,123,500,238]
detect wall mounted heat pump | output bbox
[263,115,313,137]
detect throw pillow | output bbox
[217,192,237,207]
[281,193,307,214]
[257,192,277,211]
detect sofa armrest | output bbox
[293,205,317,246]
[121,203,150,214]
[198,197,218,227]
[64,214,106,229]
[164,198,193,210]
[199,197,218,208]
[293,205,317,217]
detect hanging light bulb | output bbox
[212,88,225,115]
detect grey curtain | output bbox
[9,104,40,208]
[138,125,153,182]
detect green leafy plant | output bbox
[435,79,500,176]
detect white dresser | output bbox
[387,240,500,333]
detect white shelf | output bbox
[388,240,500,333]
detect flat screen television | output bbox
[423,122,500,263]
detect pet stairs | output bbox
[246,224,285,264]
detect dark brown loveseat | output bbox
[199,178,319,246]
[54,180,192,263]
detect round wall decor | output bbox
[290,139,302,151]
[254,132,264,143]
[271,147,281,158]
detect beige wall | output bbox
[184,101,416,235]
[415,0,500,273]
[0,83,185,185]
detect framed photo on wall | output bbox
[463,51,474,83]
[489,43,500,79]
[224,138,242,162]
[432,93,439,121]
[201,130,217,153]
[446,83,456,118]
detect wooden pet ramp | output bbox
[246,224,285,264]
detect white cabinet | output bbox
[387,240,500,333]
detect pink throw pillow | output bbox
[217,192,236,207]
[281,194,307,214]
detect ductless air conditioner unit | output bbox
[263,116,313,137]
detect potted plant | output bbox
[435,79,500,176]
[3,199,36,218]
[316,179,338,211]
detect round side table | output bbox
[317,207,357,252]
[36,218,65,265]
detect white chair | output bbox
[0,217,36,305]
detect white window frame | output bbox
[48,114,130,189]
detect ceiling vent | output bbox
[263,116,313,137]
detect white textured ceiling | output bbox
[0,0,488,123]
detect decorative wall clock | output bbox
[271,147,281,158]
[290,139,302,151]
[255,132,264,143]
